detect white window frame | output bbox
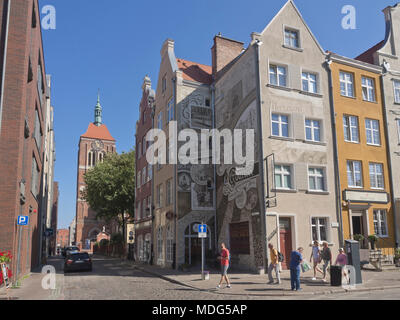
[365,119,381,146]
[373,210,388,237]
[158,112,163,130]
[397,119,400,144]
[308,167,326,192]
[142,167,146,185]
[393,80,400,104]
[305,119,321,142]
[167,98,174,123]
[340,71,355,98]
[271,113,290,138]
[343,115,359,143]
[137,202,141,220]
[284,28,300,48]
[157,226,164,262]
[362,76,376,102]
[274,164,293,190]
[369,163,384,190]
[166,224,174,263]
[311,217,329,242]
[347,160,363,188]
[302,72,317,93]
[269,65,287,87]
[137,171,141,188]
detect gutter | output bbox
[324,55,345,247]
[380,73,399,248]
[254,40,269,271]
[0,0,11,134]
[172,76,178,270]
[211,83,217,253]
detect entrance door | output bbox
[352,216,363,236]
[279,218,293,270]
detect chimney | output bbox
[211,34,244,79]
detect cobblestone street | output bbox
[1,255,399,301]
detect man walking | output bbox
[216,243,231,289]
[267,243,281,284]
[321,241,332,283]
[290,247,304,291]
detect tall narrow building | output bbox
[74,96,117,250]
[0,0,51,281]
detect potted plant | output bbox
[368,234,379,250]
[0,251,13,287]
[395,249,400,267]
[353,234,365,248]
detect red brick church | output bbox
[74,95,117,250]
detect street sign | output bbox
[17,216,29,226]
[198,224,207,238]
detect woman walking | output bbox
[309,240,324,281]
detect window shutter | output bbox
[288,64,301,90]
[294,162,308,191]
[292,113,305,141]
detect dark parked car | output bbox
[64,252,92,273]
[63,246,80,258]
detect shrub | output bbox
[99,239,110,247]
[110,233,124,245]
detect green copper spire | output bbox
[94,90,102,126]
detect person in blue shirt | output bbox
[290,247,304,291]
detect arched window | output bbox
[88,151,94,167]
[157,226,164,262]
[166,224,174,262]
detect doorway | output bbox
[352,216,364,236]
[279,217,293,270]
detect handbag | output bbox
[301,261,312,273]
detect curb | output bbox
[130,263,400,297]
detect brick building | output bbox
[74,95,117,250]
[135,76,155,262]
[56,229,69,249]
[0,0,52,281]
[49,181,59,256]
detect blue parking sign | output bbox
[198,224,207,234]
[17,216,29,226]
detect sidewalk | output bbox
[121,260,400,297]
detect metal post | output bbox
[16,224,22,282]
[201,238,204,278]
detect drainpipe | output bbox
[0,0,11,134]
[254,40,268,272]
[172,76,178,270]
[380,73,399,248]
[211,84,217,254]
[149,99,156,265]
[324,55,344,247]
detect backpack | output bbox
[277,251,285,263]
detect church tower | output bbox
[74,95,116,250]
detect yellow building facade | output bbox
[330,54,396,257]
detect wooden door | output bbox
[279,218,293,270]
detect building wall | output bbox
[256,2,339,266]
[0,0,48,280]
[56,229,69,248]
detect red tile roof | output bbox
[81,123,115,141]
[355,40,384,64]
[176,58,212,84]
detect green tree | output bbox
[82,151,135,246]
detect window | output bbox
[311,218,328,242]
[269,65,287,87]
[162,76,167,93]
[34,109,42,152]
[137,202,141,220]
[305,119,321,142]
[138,142,141,158]
[166,225,174,262]
[271,114,289,137]
[137,171,141,188]
[369,163,384,189]
[142,136,146,156]
[365,119,380,146]
[157,184,163,208]
[373,210,388,237]
[148,164,152,181]
[167,99,174,123]
[142,199,146,219]
[142,167,146,185]
[284,29,299,48]
[347,160,363,188]
[166,179,172,206]
[397,120,400,143]
[394,80,400,103]
[158,112,163,130]
[31,157,39,198]
[157,227,164,261]
[308,167,326,191]
[362,77,376,102]
[302,72,317,93]
[147,196,152,217]
[343,115,359,143]
[340,72,354,97]
[275,165,292,190]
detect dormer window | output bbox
[284,28,299,48]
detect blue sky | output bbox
[38,0,395,229]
